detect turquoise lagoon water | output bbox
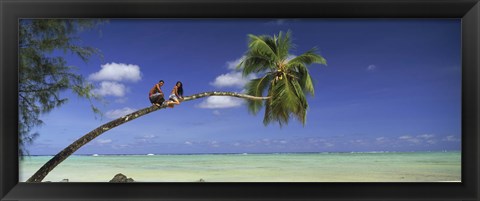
[19,152,461,182]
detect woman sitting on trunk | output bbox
[167,81,184,108]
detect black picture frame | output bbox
[1,0,479,200]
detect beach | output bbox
[19,151,461,182]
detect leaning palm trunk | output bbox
[27,91,269,182]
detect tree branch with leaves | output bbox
[19,19,105,157]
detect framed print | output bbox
[1,0,479,200]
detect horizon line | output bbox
[23,150,461,157]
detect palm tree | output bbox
[241,30,327,126]
[27,30,326,182]
[26,92,269,182]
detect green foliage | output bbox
[240,30,327,126]
[245,74,273,114]
[19,19,104,157]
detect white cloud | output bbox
[443,135,461,142]
[394,134,450,146]
[197,96,244,109]
[212,110,221,116]
[89,62,142,82]
[418,134,435,139]
[375,137,388,145]
[226,56,246,70]
[398,135,420,144]
[105,107,136,119]
[210,72,256,88]
[96,139,112,144]
[350,139,368,145]
[114,97,128,103]
[185,141,192,145]
[112,144,132,150]
[367,64,377,71]
[89,62,142,98]
[323,143,335,147]
[92,81,127,97]
[210,140,220,147]
[398,135,412,140]
[307,138,325,144]
[142,134,157,139]
[210,57,257,88]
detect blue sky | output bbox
[26,19,461,155]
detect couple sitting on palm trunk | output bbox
[148,80,184,108]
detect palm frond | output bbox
[277,30,293,61]
[287,48,327,68]
[267,75,304,126]
[245,74,273,114]
[240,30,326,127]
[241,53,273,77]
[289,79,308,124]
[248,34,277,58]
[292,67,315,96]
[263,35,278,58]
[263,88,274,126]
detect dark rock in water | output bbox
[109,173,134,182]
[197,178,205,182]
[61,179,69,182]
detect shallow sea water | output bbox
[19,152,461,182]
